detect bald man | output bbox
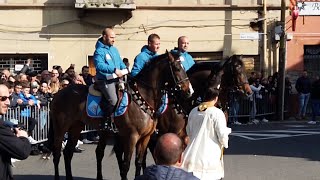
[0,84,31,180]
[93,28,127,130]
[171,36,195,71]
[135,133,199,180]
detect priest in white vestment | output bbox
[182,87,232,180]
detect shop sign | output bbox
[298,2,320,16]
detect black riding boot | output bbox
[99,97,114,130]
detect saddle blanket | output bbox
[86,92,169,118]
[86,92,129,118]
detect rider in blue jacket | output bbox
[93,28,126,129]
[131,34,161,77]
[171,36,195,71]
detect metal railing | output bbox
[2,105,95,143]
[2,93,304,143]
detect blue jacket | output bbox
[171,49,195,71]
[135,165,199,180]
[19,93,38,106]
[131,45,158,77]
[93,37,126,80]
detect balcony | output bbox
[75,0,136,10]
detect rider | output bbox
[93,28,127,129]
[171,36,195,71]
[130,34,161,77]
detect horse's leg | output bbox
[142,133,157,171]
[114,134,124,173]
[63,125,83,180]
[121,134,138,180]
[135,135,152,177]
[96,130,108,180]
[52,134,64,180]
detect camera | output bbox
[3,121,25,134]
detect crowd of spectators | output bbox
[229,71,294,125]
[0,59,95,150]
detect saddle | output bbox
[86,82,129,118]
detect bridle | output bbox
[168,60,190,92]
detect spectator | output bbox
[62,66,76,84]
[18,73,28,82]
[228,90,242,125]
[10,81,23,108]
[295,70,312,120]
[41,70,51,83]
[49,69,60,94]
[249,79,264,124]
[19,58,33,75]
[308,75,320,124]
[135,133,199,180]
[1,69,11,80]
[0,73,7,82]
[248,71,256,85]
[8,75,16,83]
[19,81,39,144]
[254,78,269,123]
[75,73,86,85]
[39,82,53,103]
[80,66,93,86]
[60,79,70,90]
[182,87,231,180]
[53,65,63,76]
[0,84,31,180]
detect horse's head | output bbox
[166,50,194,98]
[221,55,252,96]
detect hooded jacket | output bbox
[131,45,158,77]
[135,165,199,180]
[93,37,126,80]
[171,49,195,72]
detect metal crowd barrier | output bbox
[1,92,306,143]
[228,91,279,120]
[3,104,95,143]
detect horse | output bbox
[146,55,252,158]
[46,50,193,180]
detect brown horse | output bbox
[147,55,252,156]
[46,51,193,180]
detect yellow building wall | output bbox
[0,0,282,73]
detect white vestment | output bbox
[182,106,231,180]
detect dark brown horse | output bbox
[46,51,193,180]
[148,55,252,155]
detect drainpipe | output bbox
[262,0,268,76]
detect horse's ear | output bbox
[166,50,174,62]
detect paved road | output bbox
[13,121,320,180]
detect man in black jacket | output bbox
[295,70,312,120]
[0,84,31,180]
[135,133,199,180]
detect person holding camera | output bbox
[0,84,31,180]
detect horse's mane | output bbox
[135,51,180,78]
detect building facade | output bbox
[0,0,284,75]
[286,0,320,82]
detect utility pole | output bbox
[277,0,286,121]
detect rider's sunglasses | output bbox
[0,96,10,101]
